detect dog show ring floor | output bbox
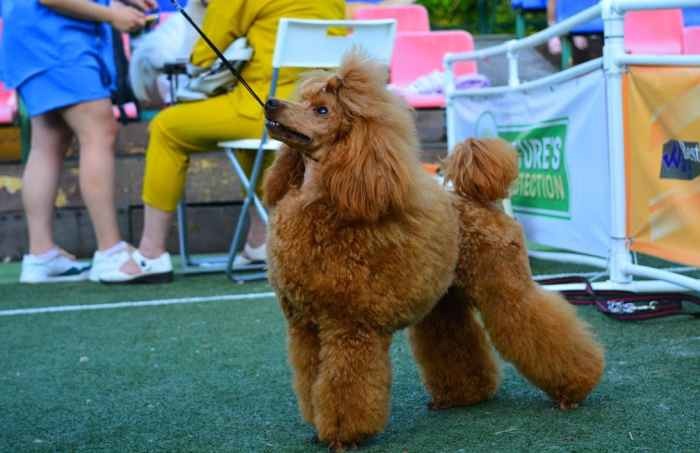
[1,258,698,452]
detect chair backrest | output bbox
[271,19,396,70]
[352,5,430,33]
[683,26,700,54]
[557,0,603,34]
[684,7,700,26]
[390,30,475,87]
[624,9,684,54]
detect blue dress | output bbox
[0,0,116,116]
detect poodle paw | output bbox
[557,399,579,411]
[327,440,359,452]
[428,400,455,411]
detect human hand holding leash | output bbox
[109,2,147,33]
[120,0,158,12]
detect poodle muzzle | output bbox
[265,98,315,156]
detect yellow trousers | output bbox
[142,90,275,212]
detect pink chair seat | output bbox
[392,89,446,109]
[112,102,139,121]
[624,9,684,54]
[0,82,18,124]
[0,107,13,125]
[390,31,475,109]
[352,5,430,32]
[683,26,700,54]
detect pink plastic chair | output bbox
[112,102,139,122]
[0,82,18,125]
[390,31,476,109]
[624,9,684,54]
[0,20,18,124]
[683,26,700,54]
[352,5,430,33]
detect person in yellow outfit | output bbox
[102,0,346,284]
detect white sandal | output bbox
[233,243,267,267]
[99,250,174,284]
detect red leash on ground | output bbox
[538,276,700,321]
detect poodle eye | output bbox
[315,106,329,116]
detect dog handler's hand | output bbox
[108,2,147,33]
[121,0,158,13]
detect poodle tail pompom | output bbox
[443,138,519,204]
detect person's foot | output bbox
[233,242,267,268]
[99,250,173,284]
[20,248,90,283]
[548,36,562,55]
[89,242,132,282]
[573,35,589,50]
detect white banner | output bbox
[450,69,611,258]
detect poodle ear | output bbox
[321,121,410,222]
[325,75,343,94]
[443,138,519,204]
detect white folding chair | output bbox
[218,18,397,281]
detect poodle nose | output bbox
[265,98,282,113]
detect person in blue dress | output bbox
[0,0,155,283]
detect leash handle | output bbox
[169,0,266,109]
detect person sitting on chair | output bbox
[101,0,346,283]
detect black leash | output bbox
[169,0,266,109]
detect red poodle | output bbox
[262,51,605,450]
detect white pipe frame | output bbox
[444,0,700,294]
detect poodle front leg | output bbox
[312,323,393,449]
[474,285,605,409]
[409,287,500,409]
[287,320,321,425]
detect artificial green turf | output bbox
[1,266,699,452]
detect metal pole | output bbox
[602,0,632,284]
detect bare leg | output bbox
[117,204,173,274]
[312,322,392,449]
[138,204,172,258]
[22,112,73,255]
[410,287,500,409]
[246,206,266,248]
[61,99,121,251]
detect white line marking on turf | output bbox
[0,292,276,317]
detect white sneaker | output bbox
[233,243,267,268]
[20,250,90,283]
[89,244,132,283]
[99,250,173,284]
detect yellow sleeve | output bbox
[190,0,260,68]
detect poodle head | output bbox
[265,50,419,222]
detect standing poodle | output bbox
[262,51,604,450]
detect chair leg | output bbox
[561,36,573,69]
[225,140,270,282]
[515,9,526,39]
[176,199,193,269]
[226,196,251,281]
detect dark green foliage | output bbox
[416,0,546,35]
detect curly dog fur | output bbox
[262,51,605,450]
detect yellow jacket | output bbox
[190,0,346,121]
